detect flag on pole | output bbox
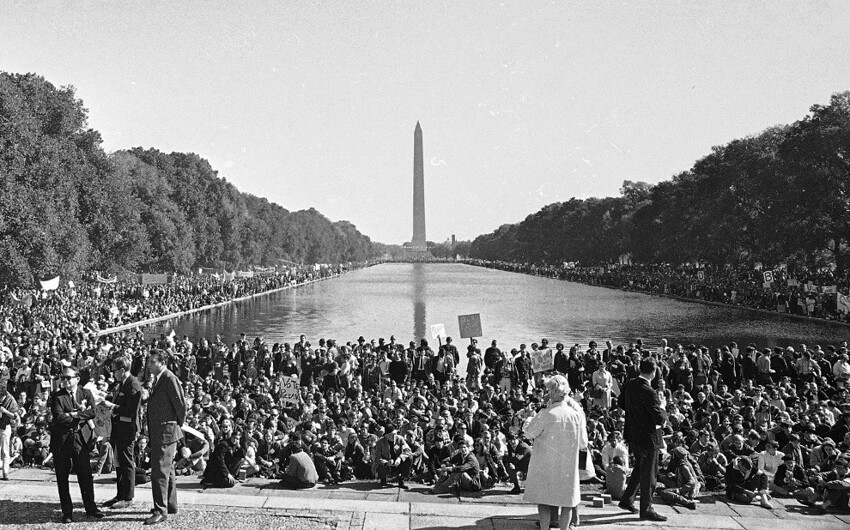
[40,276,60,291]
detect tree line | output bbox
[469,91,850,276]
[0,73,376,286]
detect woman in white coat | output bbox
[523,375,588,530]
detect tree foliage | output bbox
[470,91,850,274]
[0,73,376,285]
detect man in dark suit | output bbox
[102,356,143,510]
[144,350,186,526]
[618,357,667,521]
[49,367,104,524]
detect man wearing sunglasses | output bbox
[49,367,104,524]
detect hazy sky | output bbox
[2,1,849,244]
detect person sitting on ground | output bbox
[280,436,318,489]
[659,447,699,509]
[797,455,850,510]
[202,418,244,488]
[504,433,531,494]
[429,437,481,495]
[725,455,772,509]
[174,431,209,476]
[371,423,412,489]
[605,455,628,501]
[771,453,809,497]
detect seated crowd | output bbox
[0,278,848,512]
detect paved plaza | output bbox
[0,467,847,529]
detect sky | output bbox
[2,1,849,244]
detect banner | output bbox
[236,271,254,278]
[530,348,554,373]
[838,293,850,314]
[9,293,33,308]
[139,273,168,285]
[96,274,117,284]
[280,376,300,407]
[222,271,235,282]
[40,276,60,291]
[787,279,799,287]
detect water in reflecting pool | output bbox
[160,263,848,354]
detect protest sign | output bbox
[530,348,554,373]
[280,376,300,406]
[430,323,446,340]
[762,271,774,284]
[458,314,482,339]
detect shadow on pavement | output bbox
[415,512,636,530]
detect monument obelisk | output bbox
[411,121,427,251]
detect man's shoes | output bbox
[102,497,119,508]
[684,500,696,510]
[617,501,638,513]
[398,482,409,490]
[144,513,167,525]
[168,507,178,515]
[0,475,9,481]
[111,500,133,510]
[61,514,73,524]
[509,485,523,494]
[86,510,105,519]
[639,511,667,522]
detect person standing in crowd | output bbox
[523,375,587,530]
[618,357,667,522]
[49,367,103,524]
[102,357,143,510]
[144,351,186,526]
[0,380,20,481]
[0,380,18,480]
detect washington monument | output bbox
[411,121,427,251]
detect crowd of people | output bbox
[467,260,850,322]
[0,270,849,526]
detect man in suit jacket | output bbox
[49,367,104,524]
[618,357,667,522]
[371,424,412,489]
[144,350,186,526]
[102,356,143,510]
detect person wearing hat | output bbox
[371,423,412,489]
[659,446,698,509]
[771,453,809,497]
[49,367,104,523]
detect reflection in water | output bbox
[413,263,427,342]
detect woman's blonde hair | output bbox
[545,374,571,403]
